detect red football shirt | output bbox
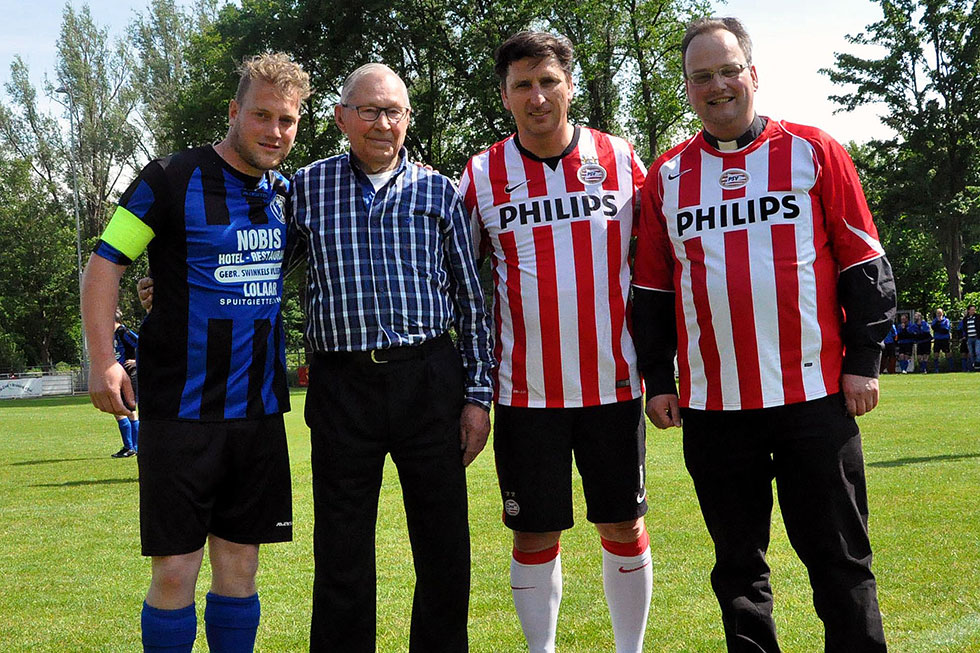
[633,119,885,410]
[460,127,646,408]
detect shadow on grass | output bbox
[868,452,980,468]
[10,457,104,466]
[32,477,137,488]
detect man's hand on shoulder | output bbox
[459,402,491,466]
[645,393,681,429]
[841,373,879,417]
[137,277,154,313]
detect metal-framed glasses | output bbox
[686,63,749,86]
[341,104,410,123]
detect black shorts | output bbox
[138,414,293,556]
[128,367,139,405]
[933,339,950,353]
[898,343,913,356]
[493,398,647,532]
[917,340,932,355]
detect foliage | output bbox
[53,4,144,241]
[0,327,27,373]
[159,0,707,177]
[0,155,79,367]
[823,0,980,301]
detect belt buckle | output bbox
[369,349,388,364]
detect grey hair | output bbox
[339,63,410,106]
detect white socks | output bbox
[601,532,653,653]
[511,533,652,653]
[511,543,562,653]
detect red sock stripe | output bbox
[601,530,650,557]
[512,543,561,565]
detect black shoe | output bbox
[111,447,136,458]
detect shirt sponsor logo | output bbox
[504,499,521,516]
[499,193,618,229]
[577,161,607,185]
[719,168,750,190]
[676,195,801,237]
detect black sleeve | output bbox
[632,286,678,397]
[283,217,307,280]
[838,256,897,378]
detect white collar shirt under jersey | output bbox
[289,148,495,407]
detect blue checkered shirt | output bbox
[289,149,494,407]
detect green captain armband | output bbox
[101,206,155,261]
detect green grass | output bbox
[1,374,978,651]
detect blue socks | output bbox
[205,592,261,652]
[117,418,133,450]
[131,419,140,452]
[141,602,196,652]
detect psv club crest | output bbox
[577,156,607,185]
[718,168,750,190]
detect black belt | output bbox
[317,333,450,365]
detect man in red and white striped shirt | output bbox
[633,17,894,652]
[459,31,651,653]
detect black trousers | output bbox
[681,394,887,653]
[306,336,470,652]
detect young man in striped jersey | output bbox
[459,31,652,653]
[633,17,894,652]
[82,53,310,653]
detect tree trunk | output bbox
[940,215,963,301]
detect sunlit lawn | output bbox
[1,373,978,651]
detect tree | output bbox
[0,154,79,367]
[129,0,220,157]
[53,3,143,241]
[823,0,980,301]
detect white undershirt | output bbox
[366,170,396,190]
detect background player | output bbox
[109,309,139,458]
[460,31,651,653]
[81,53,310,653]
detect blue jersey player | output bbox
[110,310,140,457]
[81,53,311,653]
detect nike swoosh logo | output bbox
[504,180,529,194]
[667,169,692,180]
[511,585,536,590]
[619,563,650,574]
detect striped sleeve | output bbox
[95,162,166,265]
[441,177,495,408]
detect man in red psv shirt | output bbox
[459,31,651,653]
[632,17,894,653]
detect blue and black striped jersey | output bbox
[95,145,290,421]
[113,324,138,364]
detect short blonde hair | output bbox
[235,52,312,104]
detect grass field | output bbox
[1,374,978,652]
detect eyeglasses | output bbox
[686,64,749,86]
[340,104,411,123]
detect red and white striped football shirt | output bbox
[460,127,646,408]
[633,118,886,411]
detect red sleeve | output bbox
[459,158,490,261]
[806,126,885,270]
[633,156,675,292]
